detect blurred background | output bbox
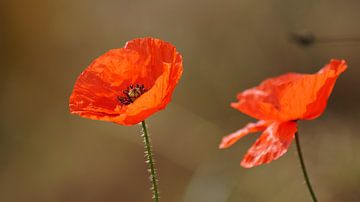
[1,0,360,201]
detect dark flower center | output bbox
[118,84,147,105]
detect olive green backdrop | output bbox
[1,0,360,201]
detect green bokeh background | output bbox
[1,0,360,201]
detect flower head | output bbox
[69,37,183,125]
[219,59,347,168]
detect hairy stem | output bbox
[295,132,318,202]
[141,120,160,202]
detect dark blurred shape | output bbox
[291,30,360,47]
[290,30,316,47]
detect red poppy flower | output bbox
[69,37,183,125]
[219,59,347,168]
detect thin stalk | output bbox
[141,120,160,202]
[295,132,318,202]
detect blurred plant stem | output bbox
[295,132,318,202]
[141,120,160,202]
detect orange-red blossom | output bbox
[219,59,347,168]
[69,37,183,125]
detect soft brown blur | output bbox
[1,0,360,201]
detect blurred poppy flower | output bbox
[69,37,183,125]
[219,59,347,168]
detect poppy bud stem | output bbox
[295,132,318,202]
[140,120,160,202]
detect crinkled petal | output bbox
[69,48,139,121]
[241,121,297,168]
[114,61,182,125]
[116,38,183,125]
[219,120,270,149]
[69,37,183,125]
[231,59,347,121]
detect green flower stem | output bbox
[141,120,160,202]
[295,132,318,202]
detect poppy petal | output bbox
[231,59,347,121]
[113,60,182,125]
[69,48,139,121]
[241,121,297,168]
[69,37,183,125]
[219,120,270,149]
[115,38,183,125]
[300,59,347,120]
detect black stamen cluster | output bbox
[118,84,147,105]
